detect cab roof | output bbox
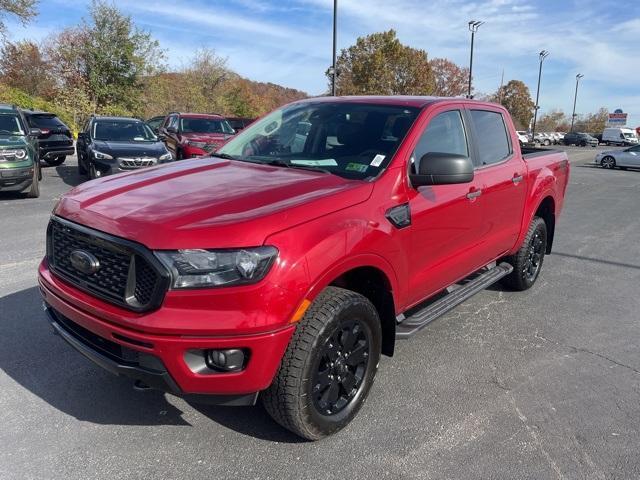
[289,95,499,110]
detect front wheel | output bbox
[263,287,382,440]
[501,217,547,291]
[600,156,616,169]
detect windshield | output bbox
[93,121,157,142]
[623,132,636,139]
[180,118,234,134]
[0,114,26,135]
[217,101,419,180]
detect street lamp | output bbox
[467,20,484,98]
[570,73,584,132]
[331,0,338,96]
[531,49,549,142]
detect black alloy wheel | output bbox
[311,318,371,416]
[523,229,545,282]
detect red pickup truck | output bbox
[39,96,569,440]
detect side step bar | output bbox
[395,262,513,339]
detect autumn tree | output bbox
[0,40,52,97]
[491,80,535,130]
[574,107,608,133]
[536,109,570,132]
[0,0,37,37]
[429,58,469,97]
[331,30,435,96]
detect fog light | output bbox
[205,348,245,372]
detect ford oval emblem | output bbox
[69,250,100,275]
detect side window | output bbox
[412,110,468,172]
[470,110,511,166]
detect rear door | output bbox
[618,145,640,167]
[405,104,486,305]
[466,107,527,262]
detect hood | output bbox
[0,135,28,148]
[55,158,372,249]
[94,140,167,157]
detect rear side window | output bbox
[470,110,511,166]
[413,110,468,168]
[27,115,66,129]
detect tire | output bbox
[89,162,98,180]
[263,286,382,440]
[26,166,40,198]
[176,149,184,160]
[78,154,87,175]
[543,139,550,146]
[580,141,586,147]
[44,155,66,166]
[501,217,547,291]
[600,156,616,169]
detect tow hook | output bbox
[133,380,151,391]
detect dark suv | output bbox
[76,116,173,179]
[563,132,598,147]
[21,110,74,166]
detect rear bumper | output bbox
[41,147,75,159]
[39,264,296,400]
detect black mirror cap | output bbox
[410,152,474,187]
[166,126,177,134]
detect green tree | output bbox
[0,0,37,37]
[491,80,535,130]
[330,30,435,96]
[574,107,608,133]
[82,0,164,111]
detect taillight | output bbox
[40,128,50,135]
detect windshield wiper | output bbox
[209,152,237,160]
[260,158,330,174]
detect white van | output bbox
[602,127,638,146]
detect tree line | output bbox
[1,2,608,135]
[0,1,306,134]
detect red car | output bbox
[159,112,235,159]
[39,96,569,440]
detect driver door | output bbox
[405,106,485,306]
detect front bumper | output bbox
[39,262,295,399]
[0,166,33,191]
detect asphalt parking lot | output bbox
[1,146,638,479]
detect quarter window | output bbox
[412,110,468,172]
[470,110,511,166]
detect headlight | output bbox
[185,140,208,149]
[15,149,27,159]
[92,150,113,160]
[159,152,172,161]
[155,246,278,289]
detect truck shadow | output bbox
[54,164,84,187]
[0,286,302,441]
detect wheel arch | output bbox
[534,196,555,253]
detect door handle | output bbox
[466,189,482,200]
[512,174,524,184]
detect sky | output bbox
[6,0,640,127]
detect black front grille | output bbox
[47,217,169,311]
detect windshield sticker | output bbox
[370,154,385,167]
[346,163,368,173]
[291,159,338,167]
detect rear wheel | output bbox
[44,155,66,166]
[600,156,616,169]
[263,287,382,440]
[25,166,40,198]
[501,217,547,291]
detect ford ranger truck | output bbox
[39,96,569,440]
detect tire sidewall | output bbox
[300,298,382,438]
[520,219,547,289]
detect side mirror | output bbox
[29,128,42,137]
[166,126,177,134]
[409,152,474,187]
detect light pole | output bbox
[570,73,584,132]
[331,0,338,96]
[531,49,549,142]
[467,20,484,98]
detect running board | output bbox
[395,262,513,339]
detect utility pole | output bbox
[467,20,484,98]
[331,0,338,96]
[531,50,549,142]
[498,68,504,104]
[570,73,584,132]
